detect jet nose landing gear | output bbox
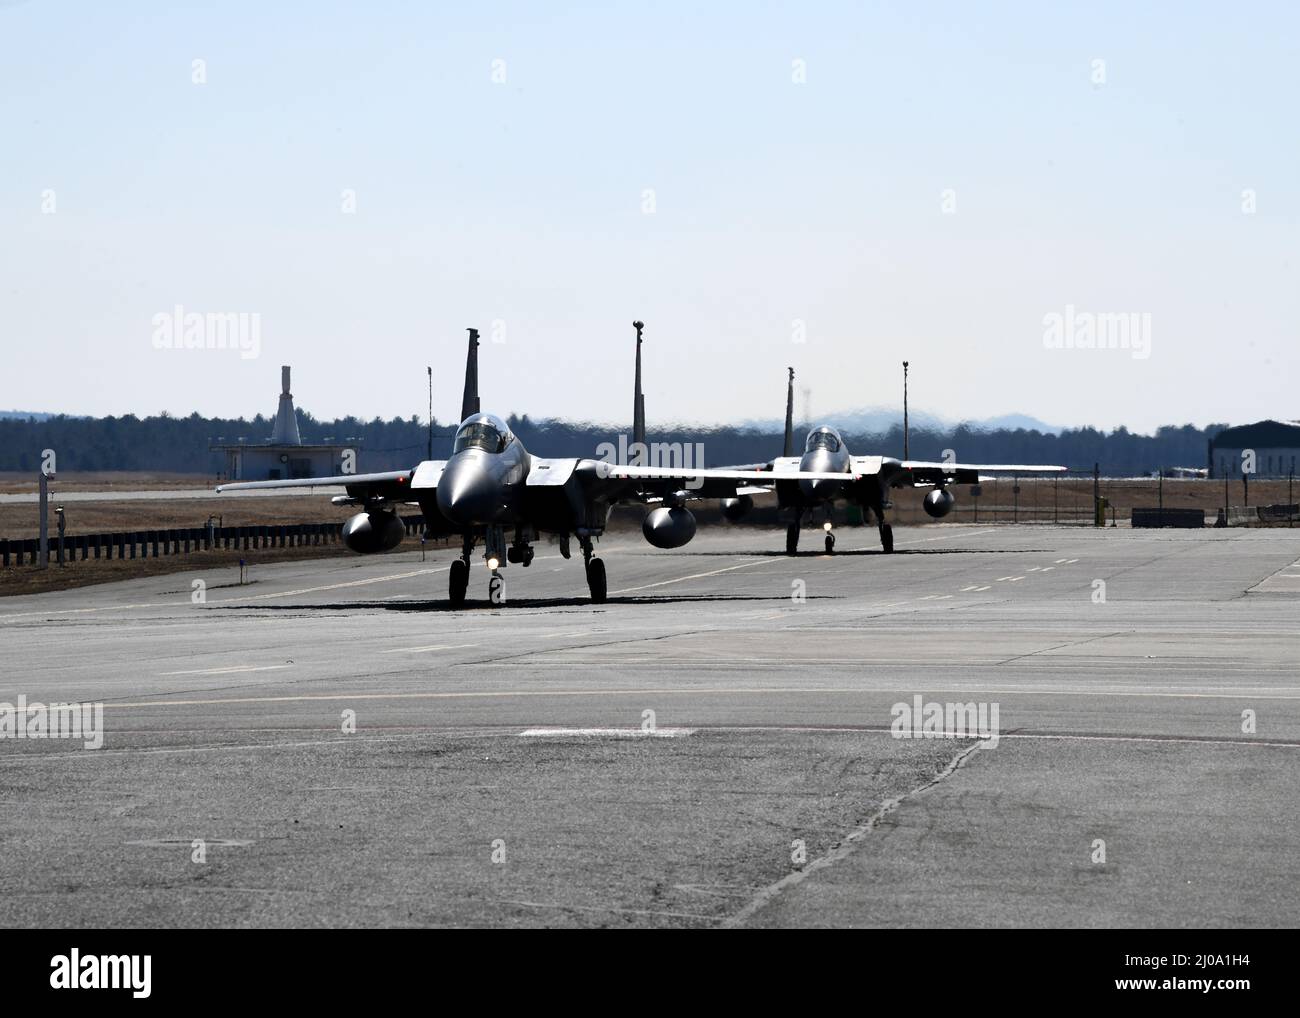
[579,534,607,603]
[449,540,472,607]
[823,520,835,554]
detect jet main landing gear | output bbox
[786,522,800,555]
[879,522,894,554]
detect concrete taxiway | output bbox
[1,523,1297,928]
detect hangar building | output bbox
[1208,420,1300,479]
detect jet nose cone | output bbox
[798,452,843,503]
[800,477,843,502]
[437,457,499,525]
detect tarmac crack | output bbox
[722,738,986,927]
[993,629,1127,666]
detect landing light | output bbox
[487,556,500,570]
[823,521,833,531]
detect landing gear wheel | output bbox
[880,524,894,554]
[586,557,607,603]
[786,523,800,555]
[449,558,469,606]
[825,533,835,554]
[522,547,534,567]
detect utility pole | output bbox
[902,361,910,460]
[38,468,51,568]
[427,366,433,460]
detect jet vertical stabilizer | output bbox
[461,328,481,421]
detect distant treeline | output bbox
[0,411,1225,477]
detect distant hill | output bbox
[0,410,59,421]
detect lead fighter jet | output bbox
[720,368,1067,554]
[216,324,853,605]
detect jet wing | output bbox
[890,460,1067,486]
[215,468,425,504]
[577,460,858,501]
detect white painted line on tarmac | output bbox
[518,727,696,738]
[379,643,478,655]
[158,664,293,677]
[97,683,1300,710]
[610,558,776,594]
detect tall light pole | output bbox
[902,361,910,460]
[426,366,433,460]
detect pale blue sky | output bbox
[3,1,1297,432]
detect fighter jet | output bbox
[215,324,854,605]
[719,368,1067,555]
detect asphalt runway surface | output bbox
[1,523,1297,928]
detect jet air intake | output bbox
[341,510,405,553]
[642,506,697,548]
[923,488,955,519]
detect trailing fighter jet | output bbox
[215,324,852,605]
[720,368,1067,555]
